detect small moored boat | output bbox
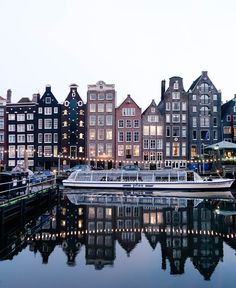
[62,169,234,191]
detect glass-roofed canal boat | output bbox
[62,169,234,192]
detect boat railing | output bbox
[68,169,198,183]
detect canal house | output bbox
[61,84,86,169]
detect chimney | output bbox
[70,83,78,90]
[161,80,166,100]
[32,93,40,103]
[6,89,12,103]
[45,84,51,92]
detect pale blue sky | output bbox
[0,0,236,108]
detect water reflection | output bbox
[1,193,236,281]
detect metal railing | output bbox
[0,176,57,204]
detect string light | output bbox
[24,227,236,243]
[2,147,236,166]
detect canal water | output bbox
[1,191,236,288]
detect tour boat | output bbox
[62,169,234,191]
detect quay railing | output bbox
[0,176,57,205]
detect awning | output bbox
[205,140,236,150]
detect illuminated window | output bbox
[44,146,52,157]
[133,145,140,156]
[9,146,15,158]
[90,103,96,112]
[89,143,95,157]
[78,207,83,216]
[106,143,112,156]
[191,145,197,157]
[106,129,112,140]
[157,126,163,136]
[106,103,113,112]
[106,208,112,218]
[223,127,231,134]
[78,220,83,228]
[118,145,124,156]
[150,126,156,135]
[172,142,180,156]
[97,143,104,156]
[143,126,149,135]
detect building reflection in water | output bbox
[1,194,236,280]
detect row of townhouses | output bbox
[0,71,236,171]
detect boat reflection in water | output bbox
[1,189,236,285]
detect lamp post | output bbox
[58,153,61,175]
[214,144,220,173]
[202,143,205,175]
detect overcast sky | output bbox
[1,0,236,109]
